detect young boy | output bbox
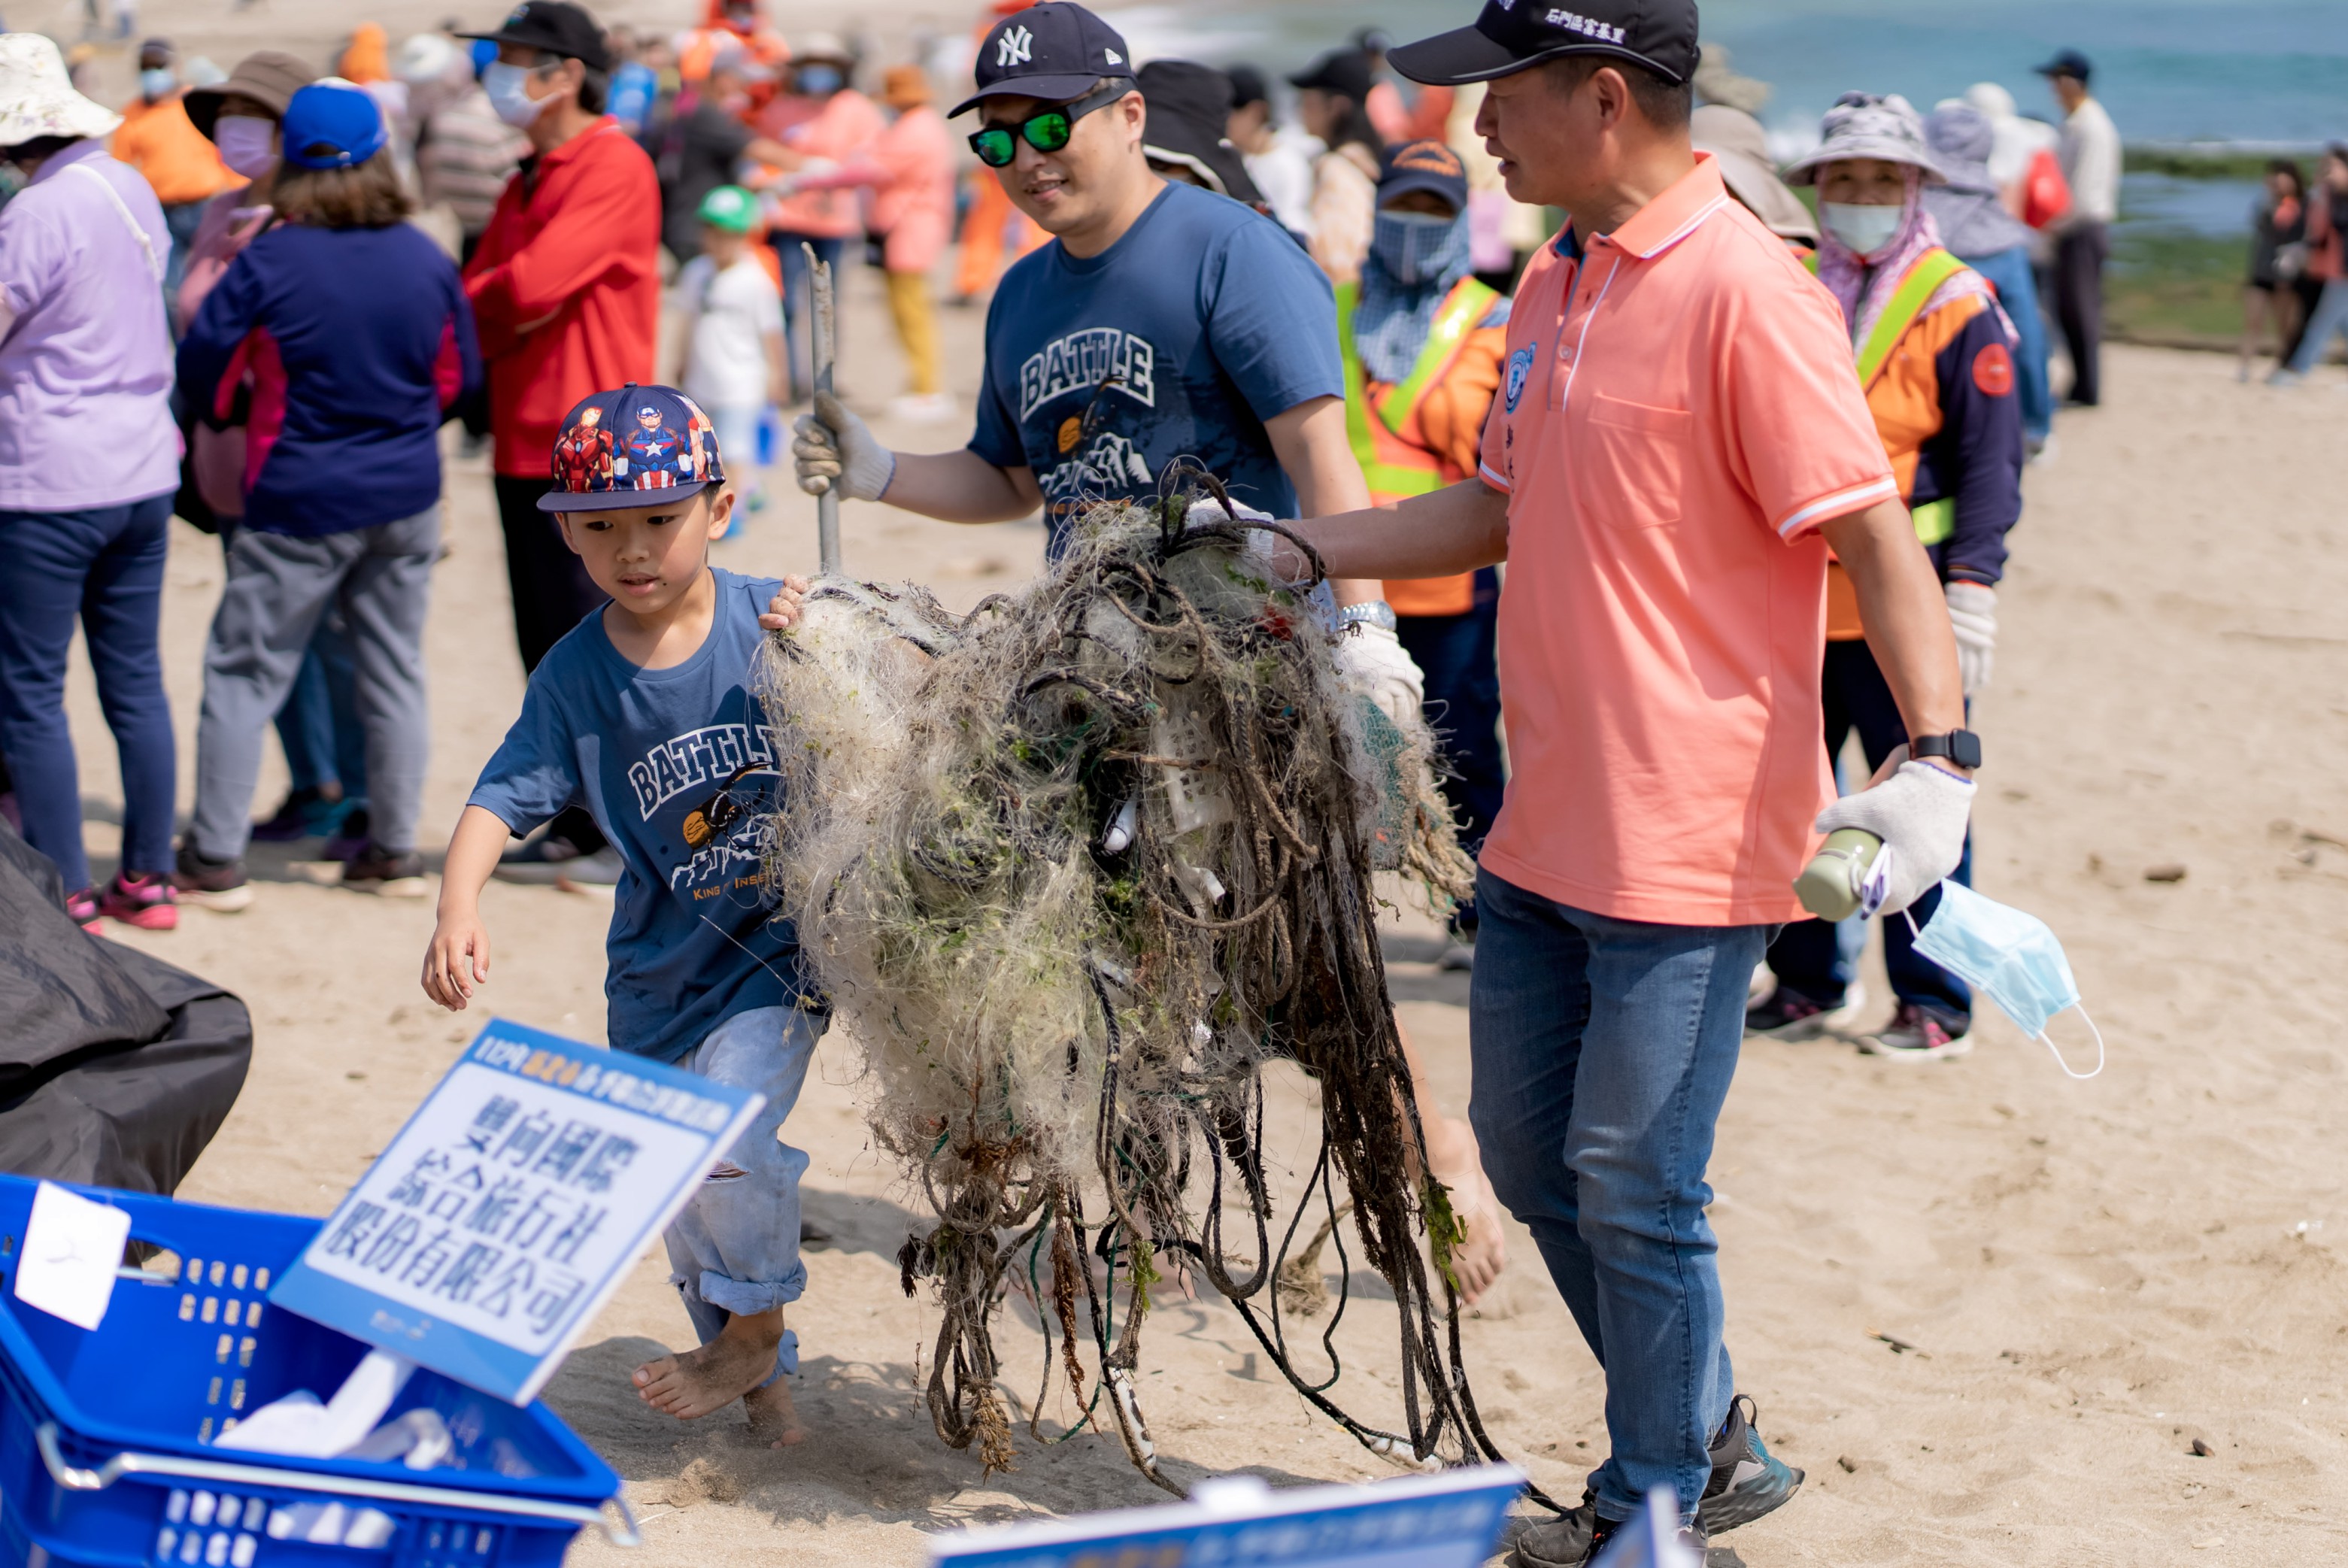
[670,187,786,525]
[422,384,815,1444]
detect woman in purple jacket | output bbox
[175,80,481,908]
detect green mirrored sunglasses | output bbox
[967,78,1134,168]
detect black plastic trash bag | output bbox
[0,820,252,1193]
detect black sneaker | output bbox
[1697,1394,1803,1535]
[1743,986,1839,1041]
[171,844,253,912]
[341,845,429,897]
[1512,1497,1704,1568]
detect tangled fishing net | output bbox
[759,481,1543,1498]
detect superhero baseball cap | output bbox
[1389,0,1698,87]
[537,384,727,512]
[457,1,612,74]
[280,80,389,170]
[951,2,1133,117]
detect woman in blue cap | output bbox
[176,78,482,909]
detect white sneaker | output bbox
[887,392,957,423]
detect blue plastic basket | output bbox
[0,1176,636,1568]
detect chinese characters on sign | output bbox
[272,1021,761,1404]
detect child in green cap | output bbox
[670,185,785,526]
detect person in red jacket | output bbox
[458,0,662,881]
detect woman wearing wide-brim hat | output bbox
[1746,93,2025,1061]
[0,32,185,930]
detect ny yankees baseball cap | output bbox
[951,2,1133,117]
[538,384,727,512]
[1390,0,1699,88]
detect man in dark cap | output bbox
[1246,1,1985,1558]
[790,2,1418,725]
[2035,48,2117,406]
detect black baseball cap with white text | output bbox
[1389,0,1698,87]
[951,2,1133,117]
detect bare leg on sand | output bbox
[633,1306,808,1446]
[1395,1020,1509,1305]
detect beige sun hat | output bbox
[1692,103,1817,244]
[0,33,123,145]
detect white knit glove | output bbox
[1945,581,1997,698]
[1335,622,1425,728]
[1814,754,1975,915]
[792,391,895,500]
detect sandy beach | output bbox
[20,2,2348,1560]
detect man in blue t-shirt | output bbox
[421,383,823,1450]
[787,2,1421,712]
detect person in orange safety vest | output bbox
[1337,139,1509,968]
[1749,92,2025,1060]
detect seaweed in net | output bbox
[758,481,1553,1505]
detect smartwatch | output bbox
[1910,729,1982,769]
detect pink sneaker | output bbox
[97,871,179,931]
[65,887,102,933]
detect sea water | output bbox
[1106,0,2347,237]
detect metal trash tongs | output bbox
[805,242,842,576]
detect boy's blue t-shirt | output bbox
[468,570,810,1063]
[967,180,1342,547]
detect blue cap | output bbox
[951,3,1133,117]
[280,79,389,170]
[1378,139,1468,212]
[2033,47,2092,83]
[538,384,728,512]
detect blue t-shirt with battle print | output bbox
[467,570,811,1063]
[967,180,1342,549]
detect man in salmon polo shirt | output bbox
[1261,2,1979,1560]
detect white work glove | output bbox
[1814,752,1975,915]
[1944,581,1997,698]
[792,391,896,500]
[1335,621,1425,728]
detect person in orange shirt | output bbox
[1336,139,1507,975]
[111,38,241,303]
[754,35,884,400]
[950,0,1047,302]
[1267,2,1979,1557]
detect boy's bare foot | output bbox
[634,1307,793,1423]
[744,1378,808,1448]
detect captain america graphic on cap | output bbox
[536,384,729,511]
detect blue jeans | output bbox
[772,233,845,402]
[1468,867,1767,1523]
[272,611,369,801]
[1963,244,2052,441]
[2287,278,2348,375]
[663,1005,825,1384]
[1763,638,1972,1022]
[0,494,177,890]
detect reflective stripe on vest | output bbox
[1806,247,1971,544]
[1335,276,1500,502]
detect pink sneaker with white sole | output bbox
[96,871,179,931]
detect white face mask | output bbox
[213,115,278,179]
[1822,200,1904,257]
[482,60,554,128]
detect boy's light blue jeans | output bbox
[1467,868,1770,1524]
[663,1004,824,1383]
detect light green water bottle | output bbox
[1794,829,1885,921]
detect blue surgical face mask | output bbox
[482,60,552,127]
[796,64,844,96]
[140,68,177,101]
[1370,208,1464,288]
[1910,881,2104,1078]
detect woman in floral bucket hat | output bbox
[0,33,186,931]
[1745,92,2026,1060]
